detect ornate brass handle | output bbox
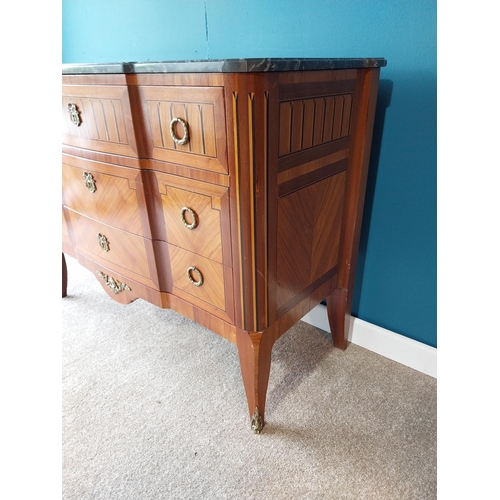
[67,102,81,126]
[170,117,189,145]
[96,271,131,294]
[180,206,198,230]
[83,172,96,193]
[97,233,110,252]
[187,266,203,287]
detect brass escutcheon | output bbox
[180,206,198,230]
[97,233,110,252]
[82,172,96,193]
[67,102,81,126]
[169,117,189,145]
[187,266,203,287]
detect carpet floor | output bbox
[62,255,436,499]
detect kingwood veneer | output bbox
[62,58,386,433]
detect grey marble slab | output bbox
[62,58,387,75]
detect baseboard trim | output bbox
[301,304,437,378]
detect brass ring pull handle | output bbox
[180,206,198,230]
[169,117,189,145]
[187,266,203,287]
[97,233,110,252]
[83,172,96,193]
[67,102,81,126]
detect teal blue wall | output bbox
[62,1,437,348]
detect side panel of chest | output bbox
[223,70,359,332]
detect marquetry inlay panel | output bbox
[62,158,144,236]
[66,209,153,283]
[276,172,346,310]
[168,244,226,311]
[62,85,138,157]
[160,185,223,263]
[278,94,353,157]
[139,86,228,173]
[149,100,216,155]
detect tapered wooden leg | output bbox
[62,253,68,298]
[236,329,275,433]
[326,287,349,350]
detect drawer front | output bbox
[139,86,228,173]
[66,209,157,289]
[62,84,138,157]
[168,245,226,312]
[62,156,145,236]
[155,172,230,264]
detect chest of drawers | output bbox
[62,58,386,433]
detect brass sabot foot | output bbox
[251,407,264,434]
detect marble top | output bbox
[62,58,387,75]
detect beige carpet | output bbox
[62,255,436,499]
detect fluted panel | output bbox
[279,94,353,157]
[139,85,228,173]
[62,84,138,157]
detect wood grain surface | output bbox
[62,66,382,430]
[62,85,138,157]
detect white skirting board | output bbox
[301,304,437,378]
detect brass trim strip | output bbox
[232,92,247,329]
[248,92,257,332]
[263,91,269,327]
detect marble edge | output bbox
[62,58,387,75]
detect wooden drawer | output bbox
[138,86,228,174]
[62,84,138,157]
[154,172,230,264]
[62,155,145,237]
[65,208,158,289]
[168,244,227,312]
